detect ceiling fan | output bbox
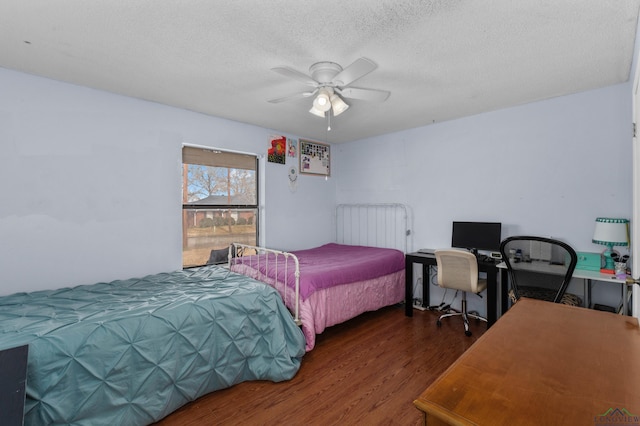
[268,57,390,118]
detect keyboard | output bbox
[418,248,436,254]
[475,254,495,263]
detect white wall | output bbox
[1,65,633,314]
[0,68,335,296]
[335,82,633,314]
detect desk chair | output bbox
[500,236,580,306]
[434,249,487,336]
[206,247,229,265]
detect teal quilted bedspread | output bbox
[0,266,305,425]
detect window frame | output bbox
[181,145,260,268]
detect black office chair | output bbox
[499,236,580,306]
[206,246,230,265]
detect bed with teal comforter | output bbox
[0,265,305,425]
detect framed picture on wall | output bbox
[299,139,330,177]
[268,135,286,164]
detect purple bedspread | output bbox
[233,243,405,300]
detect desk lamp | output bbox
[592,217,629,273]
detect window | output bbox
[182,146,258,268]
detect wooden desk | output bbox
[414,298,640,426]
[405,252,506,327]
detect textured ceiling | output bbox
[1,1,639,143]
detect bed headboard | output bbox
[336,203,412,253]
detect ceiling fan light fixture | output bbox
[313,88,332,112]
[316,95,329,106]
[309,105,326,117]
[272,58,388,120]
[330,94,349,116]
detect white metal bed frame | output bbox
[229,243,302,325]
[229,203,411,325]
[336,203,411,253]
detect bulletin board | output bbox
[299,139,330,177]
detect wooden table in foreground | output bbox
[414,298,640,426]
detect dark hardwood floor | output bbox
[155,305,487,426]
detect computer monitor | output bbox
[451,221,502,253]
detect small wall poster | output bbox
[268,135,286,164]
[299,139,330,176]
[287,138,297,158]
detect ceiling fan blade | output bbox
[271,67,319,87]
[332,57,377,87]
[337,87,390,102]
[268,90,317,104]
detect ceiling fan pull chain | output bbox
[327,110,331,131]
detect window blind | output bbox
[182,146,257,170]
